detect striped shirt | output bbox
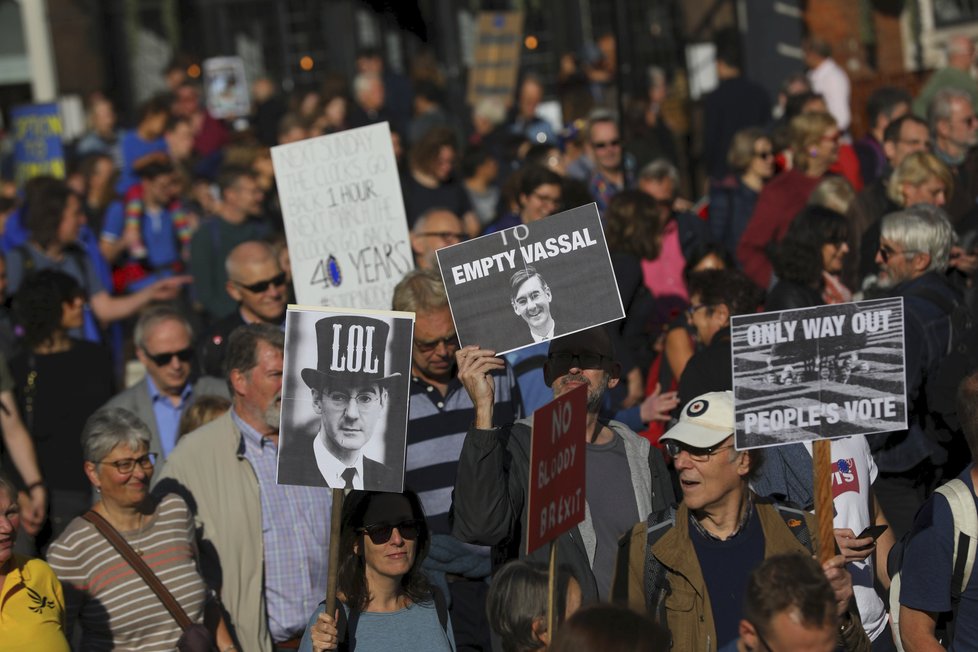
[406,368,522,535]
[233,410,331,642]
[46,494,207,652]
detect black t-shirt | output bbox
[401,175,473,228]
[9,340,115,492]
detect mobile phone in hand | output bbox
[857,524,888,541]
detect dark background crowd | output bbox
[1,12,978,652]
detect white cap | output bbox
[660,391,734,448]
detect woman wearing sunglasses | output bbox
[47,408,234,651]
[300,490,455,652]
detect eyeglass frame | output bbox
[414,231,467,243]
[663,439,736,462]
[877,244,921,263]
[141,346,194,367]
[96,452,157,475]
[233,272,288,294]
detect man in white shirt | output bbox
[805,37,851,132]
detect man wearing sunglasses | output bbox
[104,305,228,460]
[615,391,867,651]
[409,208,466,270]
[393,269,522,651]
[198,241,287,376]
[870,205,960,539]
[580,111,634,216]
[453,327,674,604]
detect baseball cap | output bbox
[660,391,734,448]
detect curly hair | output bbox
[14,270,85,350]
[409,126,458,178]
[773,205,849,286]
[337,490,433,611]
[604,190,664,260]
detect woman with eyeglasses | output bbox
[47,408,234,651]
[300,490,455,652]
[738,111,840,289]
[708,127,776,263]
[5,270,115,551]
[484,164,564,235]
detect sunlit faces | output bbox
[411,307,459,384]
[875,236,924,289]
[588,121,622,174]
[888,120,931,168]
[86,442,155,509]
[948,97,978,149]
[228,256,288,323]
[519,183,562,223]
[820,240,849,274]
[237,340,284,429]
[672,435,749,512]
[313,382,387,457]
[902,177,947,207]
[0,487,19,568]
[137,318,193,396]
[512,275,553,334]
[750,137,775,179]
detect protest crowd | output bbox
[5,23,978,652]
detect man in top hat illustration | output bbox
[298,315,402,490]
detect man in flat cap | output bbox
[294,315,402,490]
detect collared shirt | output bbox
[313,426,364,489]
[406,368,522,535]
[530,321,555,343]
[146,375,192,457]
[232,409,330,642]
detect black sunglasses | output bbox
[414,333,460,354]
[359,519,422,545]
[143,346,194,367]
[235,272,287,294]
[547,352,610,375]
[591,139,621,150]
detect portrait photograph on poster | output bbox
[203,56,250,119]
[277,305,414,492]
[435,203,623,355]
[272,122,413,311]
[731,297,908,449]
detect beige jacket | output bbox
[154,412,271,652]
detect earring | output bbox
[810,148,819,158]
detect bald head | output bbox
[225,240,288,324]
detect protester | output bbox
[575,111,632,215]
[76,95,122,165]
[409,209,466,270]
[0,474,69,652]
[461,145,501,227]
[298,490,456,652]
[402,126,479,236]
[76,152,118,235]
[485,560,582,652]
[452,327,675,603]
[548,604,670,652]
[854,87,911,186]
[116,95,170,194]
[927,88,978,224]
[507,75,557,146]
[913,35,978,117]
[47,408,233,651]
[485,165,563,234]
[11,271,116,549]
[156,324,331,651]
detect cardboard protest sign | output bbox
[277,305,414,492]
[436,203,623,355]
[273,122,413,310]
[731,297,907,449]
[203,56,250,119]
[11,103,65,188]
[467,11,524,109]
[527,384,587,554]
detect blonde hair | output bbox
[887,151,955,206]
[727,128,768,174]
[790,112,837,172]
[808,176,855,214]
[178,395,231,438]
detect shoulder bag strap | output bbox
[81,509,194,631]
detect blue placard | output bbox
[11,103,65,188]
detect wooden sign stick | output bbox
[812,439,834,563]
[325,488,345,618]
[547,539,558,642]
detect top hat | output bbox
[301,315,400,390]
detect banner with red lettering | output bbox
[277,305,414,491]
[527,384,587,554]
[730,297,907,449]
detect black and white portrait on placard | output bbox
[277,306,414,492]
[731,297,907,449]
[436,203,624,355]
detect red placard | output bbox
[526,384,587,554]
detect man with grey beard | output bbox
[155,324,331,652]
[869,205,960,539]
[451,327,674,603]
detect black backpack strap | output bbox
[644,506,677,620]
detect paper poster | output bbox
[731,298,908,449]
[272,122,413,310]
[436,203,624,355]
[203,56,250,119]
[467,11,524,109]
[527,384,587,554]
[11,103,65,188]
[277,305,414,492]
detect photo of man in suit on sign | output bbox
[285,314,404,490]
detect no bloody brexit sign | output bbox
[527,384,587,554]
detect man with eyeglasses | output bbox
[615,391,867,651]
[198,241,287,376]
[189,167,272,321]
[104,305,228,460]
[392,269,522,651]
[580,111,633,216]
[870,205,961,538]
[453,327,674,604]
[156,324,331,652]
[928,88,978,223]
[410,208,466,270]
